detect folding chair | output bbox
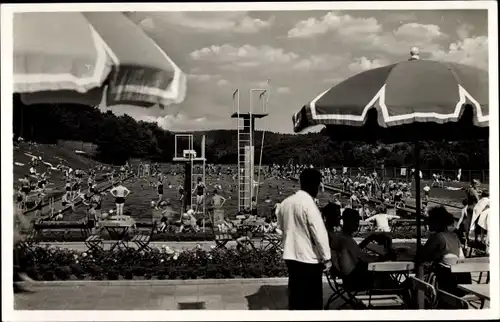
[436,289,470,309]
[85,234,104,252]
[214,233,233,249]
[324,268,364,309]
[434,263,482,308]
[409,276,437,309]
[261,233,282,252]
[131,222,156,252]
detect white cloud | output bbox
[217,79,230,87]
[393,23,445,41]
[287,12,381,38]
[251,81,270,88]
[276,87,291,94]
[361,22,448,56]
[432,36,488,70]
[140,12,274,34]
[348,57,389,73]
[187,73,221,82]
[190,44,300,70]
[157,113,207,130]
[456,23,475,40]
[323,77,345,85]
[287,12,447,57]
[292,54,346,72]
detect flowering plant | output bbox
[22,245,288,281]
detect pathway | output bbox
[14,279,338,310]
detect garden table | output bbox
[366,261,415,308]
[450,262,489,274]
[100,218,136,251]
[365,243,417,262]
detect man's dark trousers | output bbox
[286,259,324,310]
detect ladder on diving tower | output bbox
[232,88,269,212]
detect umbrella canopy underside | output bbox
[13,12,186,108]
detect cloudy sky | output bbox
[100,9,488,133]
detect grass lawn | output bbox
[65,173,340,223]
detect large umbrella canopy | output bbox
[14,12,187,109]
[293,59,488,141]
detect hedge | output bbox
[19,245,288,281]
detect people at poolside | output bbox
[156,178,164,209]
[192,177,206,214]
[109,181,131,217]
[179,209,198,233]
[210,189,226,222]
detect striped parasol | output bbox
[293,58,488,141]
[292,52,489,309]
[14,12,186,109]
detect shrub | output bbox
[21,246,288,281]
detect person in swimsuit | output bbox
[109,181,130,217]
[192,177,205,214]
[37,174,48,192]
[459,179,480,243]
[178,184,185,201]
[210,190,226,222]
[156,179,164,209]
[71,179,81,200]
[20,175,31,203]
[87,203,98,233]
[33,193,44,217]
[16,186,25,211]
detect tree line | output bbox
[13,95,489,169]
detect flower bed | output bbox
[20,246,288,281]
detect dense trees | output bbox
[13,96,489,169]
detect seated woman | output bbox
[417,206,470,296]
[327,208,398,291]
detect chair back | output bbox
[436,289,469,309]
[409,276,437,309]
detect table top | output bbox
[365,243,416,262]
[459,257,489,264]
[458,284,490,301]
[100,219,136,227]
[450,262,489,273]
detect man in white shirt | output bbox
[277,168,331,310]
[365,205,400,233]
[110,181,131,216]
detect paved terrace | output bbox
[14,279,340,310]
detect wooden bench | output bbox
[33,220,91,240]
[85,234,103,252]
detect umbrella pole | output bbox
[414,141,424,309]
